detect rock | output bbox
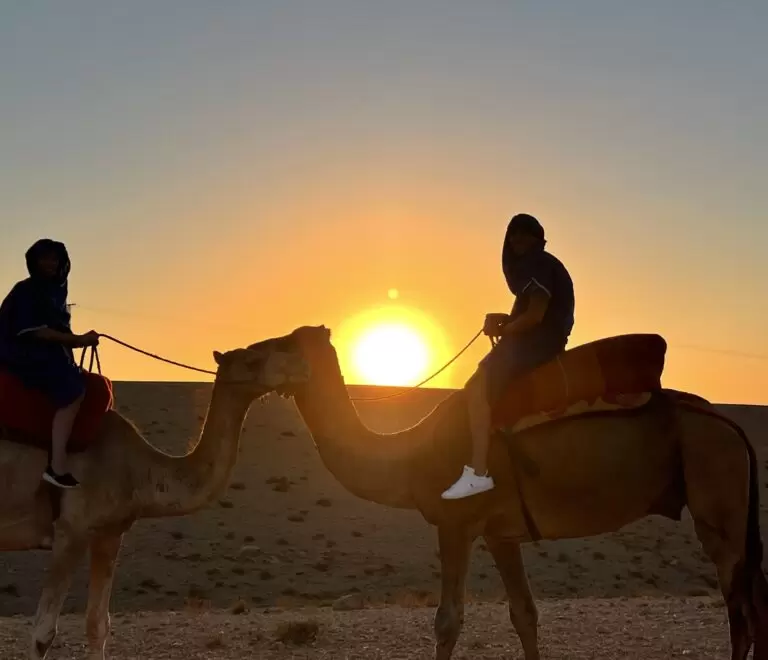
[239,545,262,558]
[332,593,365,611]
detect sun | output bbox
[335,305,453,388]
[353,323,428,386]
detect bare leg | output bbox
[467,369,491,475]
[86,532,124,660]
[441,369,495,499]
[433,525,473,660]
[30,531,87,659]
[485,533,540,660]
[50,395,83,474]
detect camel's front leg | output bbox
[484,534,540,660]
[85,531,124,660]
[30,531,87,659]
[434,525,472,660]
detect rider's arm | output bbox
[502,288,550,336]
[9,284,85,347]
[25,327,85,347]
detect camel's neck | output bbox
[292,356,420,509]
[138,383,252,517]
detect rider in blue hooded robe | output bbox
[0,239,99,488]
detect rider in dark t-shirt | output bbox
[441,214,575,500]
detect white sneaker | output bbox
[441,466,495,500]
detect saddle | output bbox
[0,369,114,451]
[491,333,666,433]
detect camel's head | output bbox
[246,325,336,397]
[212,342,311,398]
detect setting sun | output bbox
[335,305,454,388]
[353,323,428,386]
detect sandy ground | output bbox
[1,382,766,657]
[0,598,731,659]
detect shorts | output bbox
[480,332,566,406]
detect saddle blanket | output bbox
[0,369,113,451]
[491,333,666,433]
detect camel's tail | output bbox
[742,427,768,658]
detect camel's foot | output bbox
[30,630,55,660]
[85,649,108,660]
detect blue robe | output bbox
[0,239,85,407]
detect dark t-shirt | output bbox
[507,250,575,343]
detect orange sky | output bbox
[1,3,766,404]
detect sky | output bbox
[1,1,767,403]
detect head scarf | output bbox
[501,214,546,292]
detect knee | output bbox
[509,598,539,625]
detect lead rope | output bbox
[92,330,484,401]
[78,344,102,375]
[349,329,484,401]
[96,334,216,375]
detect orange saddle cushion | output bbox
[0,369,114,452]
[490,333,666,430]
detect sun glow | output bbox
[336,305,453,387]
[353,323,428,386]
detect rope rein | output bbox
[349,329,483,401]
[96,333,216,375]
[89,329,486,401]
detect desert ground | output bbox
[1,382,766,658]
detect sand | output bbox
[0,599,731,658]
[1,382,765,657]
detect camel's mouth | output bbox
[248,325,333,397]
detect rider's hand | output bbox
[483,313,509,337]
[77,330,100,348]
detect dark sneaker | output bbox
[42,467,80,489]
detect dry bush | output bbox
[274,619,320,645]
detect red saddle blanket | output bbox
[490,333,666,429]
[0,369,114,452]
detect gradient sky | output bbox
[1,2,767,403]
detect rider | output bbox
[441,214,575,500]
[0,239,100,489]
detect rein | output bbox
[96,333,216,375]
[349,329,484,401]
[89,330,486,402]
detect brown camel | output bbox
[0,343,309,660]
[250,325,768,660]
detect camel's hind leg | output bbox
[484,533,540,660]
[433,525,473,660]
[692,517,752,659]
[680,409,756,660]
[85,531,124,660]
[29,530,87,659]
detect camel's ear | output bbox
[213,350,224,365]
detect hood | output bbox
[501,213,547,289]
[25,239,71,285]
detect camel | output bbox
[248,325,768,660]
[0,342,309,660]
